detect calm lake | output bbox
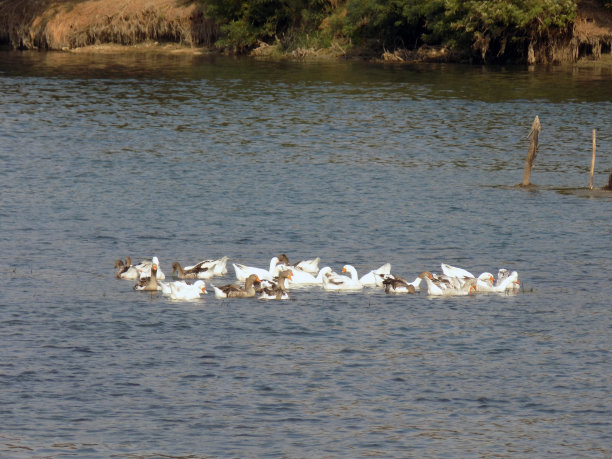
[0,50,610,458]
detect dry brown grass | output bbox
[0,0,218,50]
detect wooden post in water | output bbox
[521,116,541,186]
[589,129,596,190]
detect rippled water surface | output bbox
[1,51,611,457]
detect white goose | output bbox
[359,263,392,287]
[184,256,229,277]
[233,257,280,282]
[423,274,477,296]
[159,280,207,300]
[479,271,520,293]
[277,254,320,275]
[322,265,363,291]
[135,257,166,280]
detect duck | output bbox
[495,269,510,287]
[382,271,432,293]
[213,274,261,299]
[270,262,322,287]
[322,265,363,291]
[184,256,229,277]
[133,262,161,291]
[171,257,228,279]
[423,274,477,296]
[233,257,280,282]
[475,272,496,292]
[258,269,293,300]
[440,263,475,279]
[134,257,166,280]
[276,254,320,275]
[158,280,207,300]
[115,256,140,279]
[479,270,520,293]
[382,276,416,294]
[359,263,392,287]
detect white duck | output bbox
[441,263,475,279]
[233,257,280,282]
[480,271,520,293]
[277,254,320,275]
[322,265,363,291]
[135,257,166,280]
[184,256,229,277]
[359,263,392,287]
[158,280,207,300]
[423,274,477,296]
[172,256,228,279]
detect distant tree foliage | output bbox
[204,0,332,52]
[203,0,578,61]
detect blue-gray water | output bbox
[0,51,610,457]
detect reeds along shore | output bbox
[0,0,218,50]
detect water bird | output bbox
[172,256,229,279]
[133,262,161,291]
[115,256,139,279]
[359,262,392,287]
[423,274,477,296]
[213,274,261,298]
[382,271,432,293]
[233,257,280,281]
[258,269,293,300]
[276,254,321,275]
[159,280,207,300]
[322,265,363,291]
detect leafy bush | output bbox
[205,0,332,52]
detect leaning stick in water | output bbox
[521,116,541,187]
[589,129,596,190]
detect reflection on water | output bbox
[0,51,610,458]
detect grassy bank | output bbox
[0,0,611,64]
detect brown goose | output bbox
[172,261,211,279]
[258,269,293,300]
[383,276,417,294]
[213,274,260,299]
[133,263,160,291]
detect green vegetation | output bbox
[202,0,578,62]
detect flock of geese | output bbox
[114,254,520,301]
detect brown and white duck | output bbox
[258,269,293,300]
[213,274,261,299]
[277,254,321,275]
[133,262,161,291]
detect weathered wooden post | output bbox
[521,116,541,186]
[589,129,596,190]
